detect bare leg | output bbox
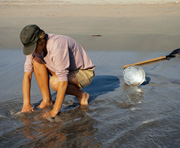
[33,57,53,108]
[67,84,89,106]
[49,72,89,105]
[68,72,89,105]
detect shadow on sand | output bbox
[83,75,120,102]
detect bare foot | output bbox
[38,100,53,109]
[21,104,34,112]
[78,92,89,106]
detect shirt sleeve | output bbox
[24,55,34,73]
[52,46,70,81]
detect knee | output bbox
[50,76,59,91]
[33,57,44,67]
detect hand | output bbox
[21,104,34,112]
[42,110,57,119]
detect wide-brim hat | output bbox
[20,24,42,55]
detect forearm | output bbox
[51,81,68,117]
[22,73,32,105]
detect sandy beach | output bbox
[0,2,180,148]
[0,2,180,51]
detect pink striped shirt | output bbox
[24,34,95,81]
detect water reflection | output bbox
[13,75,119,148]
[118,84,144,110]
[18,106,99,148]
[18,112,66,147]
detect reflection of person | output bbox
[19,116,66,147]
[20,24,95,118]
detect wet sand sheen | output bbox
[0,50,180,147]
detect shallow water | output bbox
[0,49,180,148]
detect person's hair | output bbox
[38,30,46,45]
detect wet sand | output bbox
[0,49,180,148]
[0,2,180,148]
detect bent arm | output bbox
[21,72,33,112]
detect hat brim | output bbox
[23,42,37,55]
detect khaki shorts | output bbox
[73,68,95,89]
